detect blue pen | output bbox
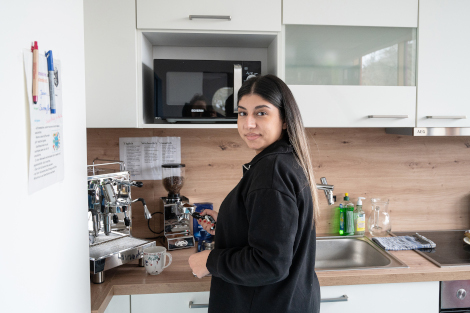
[45,50,56,114]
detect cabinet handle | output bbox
[233,64,242,113]
[425,115,466,119]
[321,295,349,303]
[189,15,232,21]
[189,301,209,309]
[368,115,408,118]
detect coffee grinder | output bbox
[161,163,196,250]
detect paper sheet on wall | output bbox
[119,137,181,180]
[24,49,64,194]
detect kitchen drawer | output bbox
[137,0,281,31]
[131,291,210,313]
[105,295,130,313]
[320,281,438,313]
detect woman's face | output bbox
[237,94,286,154]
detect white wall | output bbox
[0,1,90,312]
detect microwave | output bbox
[154,59,261,123]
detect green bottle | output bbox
[338,193,349,235]
[345,196,355,236]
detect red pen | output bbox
[31,41,38,104]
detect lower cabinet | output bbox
[107,281,439,312]
[131,291,210,313]
[320,281,439,313]
[105,295,131,313]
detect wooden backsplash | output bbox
[87,128,470,238]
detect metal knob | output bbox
[457,289,467,300]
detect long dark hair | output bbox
[237,74,320,224]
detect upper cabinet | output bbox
[282,0,418,127]
[137,0,281,32]
[283,0,418,28]
[84,0,139,128]
[416,0,470,127]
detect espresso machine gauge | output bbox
[161,163,196,250]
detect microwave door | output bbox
[233,64,242,114]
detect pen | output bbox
[45,50,56,114]
[31,41,39,104]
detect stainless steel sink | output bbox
[315,236,408,271]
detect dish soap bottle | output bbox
[338,197,346,236]
[339,193,351,236]
[344,193,355,236]
[354,197,366,236]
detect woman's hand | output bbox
[197,209,218,236]
[188,250,211,278]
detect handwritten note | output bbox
[119,137,181,180]
[24,49,64,194]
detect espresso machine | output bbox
[161,163,196,250]
[87,160,155,284]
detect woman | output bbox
[189,74,321,313]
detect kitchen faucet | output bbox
[316,177,335,205]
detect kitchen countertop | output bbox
[90,239,470,313]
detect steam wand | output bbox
[132,198,152,220]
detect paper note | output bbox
[24,49,64,194]
[119,137,181,180]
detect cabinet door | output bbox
[137,0,281,32]
[320,281,438,313]
[131,292,210,313]
[417,0,470,127]
[291,86,416,127]
[84,0,138,128]
[105,295,130,313]
[283,0,418,27]
[285,25,417,127]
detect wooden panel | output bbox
[87,128,470,238]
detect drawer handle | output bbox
[189,15,232,21]
[368,115,408,118]
[189,301,209,309]
[321,295,349,303]
[426,115,466,119]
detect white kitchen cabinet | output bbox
[105,295,131,313]
[84,0,139,128]
[320,281,438,313]
[284,24,417,127]
[283,0,418,28]
[137,0,281,32]
[282,0,418,128]
[416,0,470,127]
[290,86,416,127]
[131,291,210,313]
[128,282,437,312]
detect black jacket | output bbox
[206,138,320,313]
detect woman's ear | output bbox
[282,122,287,130]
